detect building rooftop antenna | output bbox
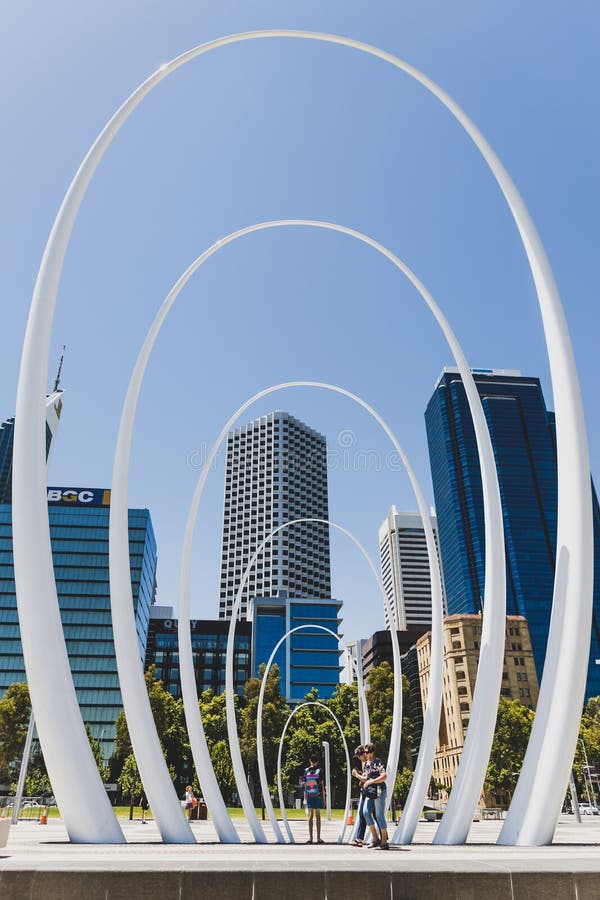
[53,345,66,393]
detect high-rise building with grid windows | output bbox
[218,411,331,620]
[0,489,156,757]
[379,507,446,630]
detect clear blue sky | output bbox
[2,1,598,644]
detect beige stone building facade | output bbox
[416,614,539,792]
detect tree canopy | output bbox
[114,665,192,798]
[365,661,414,768]
[484,697,534,804]
[0,682,31,786]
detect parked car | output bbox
[578,803,599,815]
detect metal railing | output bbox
[0,796,56,822]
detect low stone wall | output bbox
[1,869,598,900]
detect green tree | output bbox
[114,666,192,799]
[394,767,414,807]
[0,682,31,785]
[198,690,238,803]
[279,698,340,803]
[327,682,361,753]
[485,697,534,805]
[198,689,230,747]
[210,740,238,804]
[85,724,109,783]
[240,664,290,802]
[0,683,106,796]
[365,662,414,767]
[23,724,105,798]
[572,695,600,805]
[117,753,142,820]
[24,745,52,798]
[276,688,357,808]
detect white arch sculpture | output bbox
[245,518,383,843]
[13,31,590,846]
[180,381,414,842]
[276,700,352,844]
[258,628,351,843]
[125,220,501,843]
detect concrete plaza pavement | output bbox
[1,814,600,898]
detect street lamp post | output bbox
[570,772,582,823]
[583,766,595,809]
[579,739,596,809]
[12,713,35,825]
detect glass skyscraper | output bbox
[0,487,157,756]
[248,595,342,703]
[144,605,251,697]
[425,367,600,701]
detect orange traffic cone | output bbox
[346,810,353,826]
[39,806,48,825]
[0,806,6,819]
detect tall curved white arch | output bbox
[276,700,352,844]
[123,221,499,843]
[110,396,196,843]
[242,518,383,843]
[179,381,414,841]
[13,31,588,846]
[258,628,349,843]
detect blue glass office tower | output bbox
[425,368,600,701]
[249,595,342,703]
[0,487,156,756]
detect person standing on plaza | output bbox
[184,785,197,821]
[139,791,149,824]
[303,754,326,844]
[362,742,389,850]
[350,745,368,846]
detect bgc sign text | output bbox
[47,487,111,507]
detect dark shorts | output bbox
[307,796,323,810]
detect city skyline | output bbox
[2,7,598,857]
[1,3,597,648]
